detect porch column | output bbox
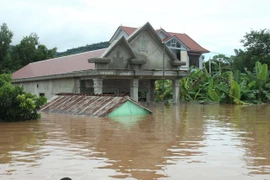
[172,79,180,103]
[130,79,139,102]
[147,80,155,103]
[93,79,103,94]
[75,78,81,93]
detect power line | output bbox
[207,51,235,57]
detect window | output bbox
[176,51,181,60]
[171,39,176,47]
[39,93,45,97]
[139,36,147,51]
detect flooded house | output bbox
[12,22,209,103]
[39,94,152,117]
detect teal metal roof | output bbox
[40,94,152,117]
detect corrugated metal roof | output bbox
[12,48,106,80]
[39,94,151,117]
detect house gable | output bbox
[108,100,151,117]
[89,36,138,69]
[157,28,170,40]
[165,36,189,51]
[109,26,137,43]
[109,27,129,43]
[102,37,136,69]
[127,22,181,70]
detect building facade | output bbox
[12,22,209,103]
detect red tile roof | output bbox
[167,32,209,53]
[12,48,106,80]
[120,26,209,53]
[120,26,137,36]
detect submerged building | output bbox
[40,94,152,117]
[12,22,209,103]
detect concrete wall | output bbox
[106,44,133,69]
[15,78,76,100]
[82,79,151,95]
[129,30,173,70]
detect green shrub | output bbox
[0,74,47,122]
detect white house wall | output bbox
[15,78,76,100]
[199,55,203,69]
[180,51,189,70]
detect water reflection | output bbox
[0,103,270,179]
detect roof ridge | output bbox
[120,26,138,35]
[167,31,185,35]
[31,48,107,65]
[120,25,137,28]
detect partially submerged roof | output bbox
[39,94,152,117]
[12,48,106,80]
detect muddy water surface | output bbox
[0,104,270,180]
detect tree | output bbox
[233,29,270,71]
[204,54,232,74]
[0,23,13,73]
[0,74,47,122]
[12,33,57,67]
[56,41,109,57]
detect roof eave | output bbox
[109,26,127,44]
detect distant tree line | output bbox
[56,41,109,57]
[204,29,270,74]
[0,23,109,73]
[0,23,57,74]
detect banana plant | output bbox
[207,78,220,103]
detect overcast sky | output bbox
[1,0,269,59]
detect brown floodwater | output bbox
[0,103,270,180]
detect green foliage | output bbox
[229,80,241,104]
[204,54,233,74]
[0,74,47,122]
[178,61,270,105]
[0,22,109,73]
[0,23,14,74]
[179,67,211,102]
[0,23,57,72]
[12,33,57,67]
[208,78,220,103]
[155,80,172,102]
[0,73,12,86]
[56,41,110,57]
[232,29,270,71]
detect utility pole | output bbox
[218,58,222,73]
[162,42,165,113]
[209,58,211,76]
